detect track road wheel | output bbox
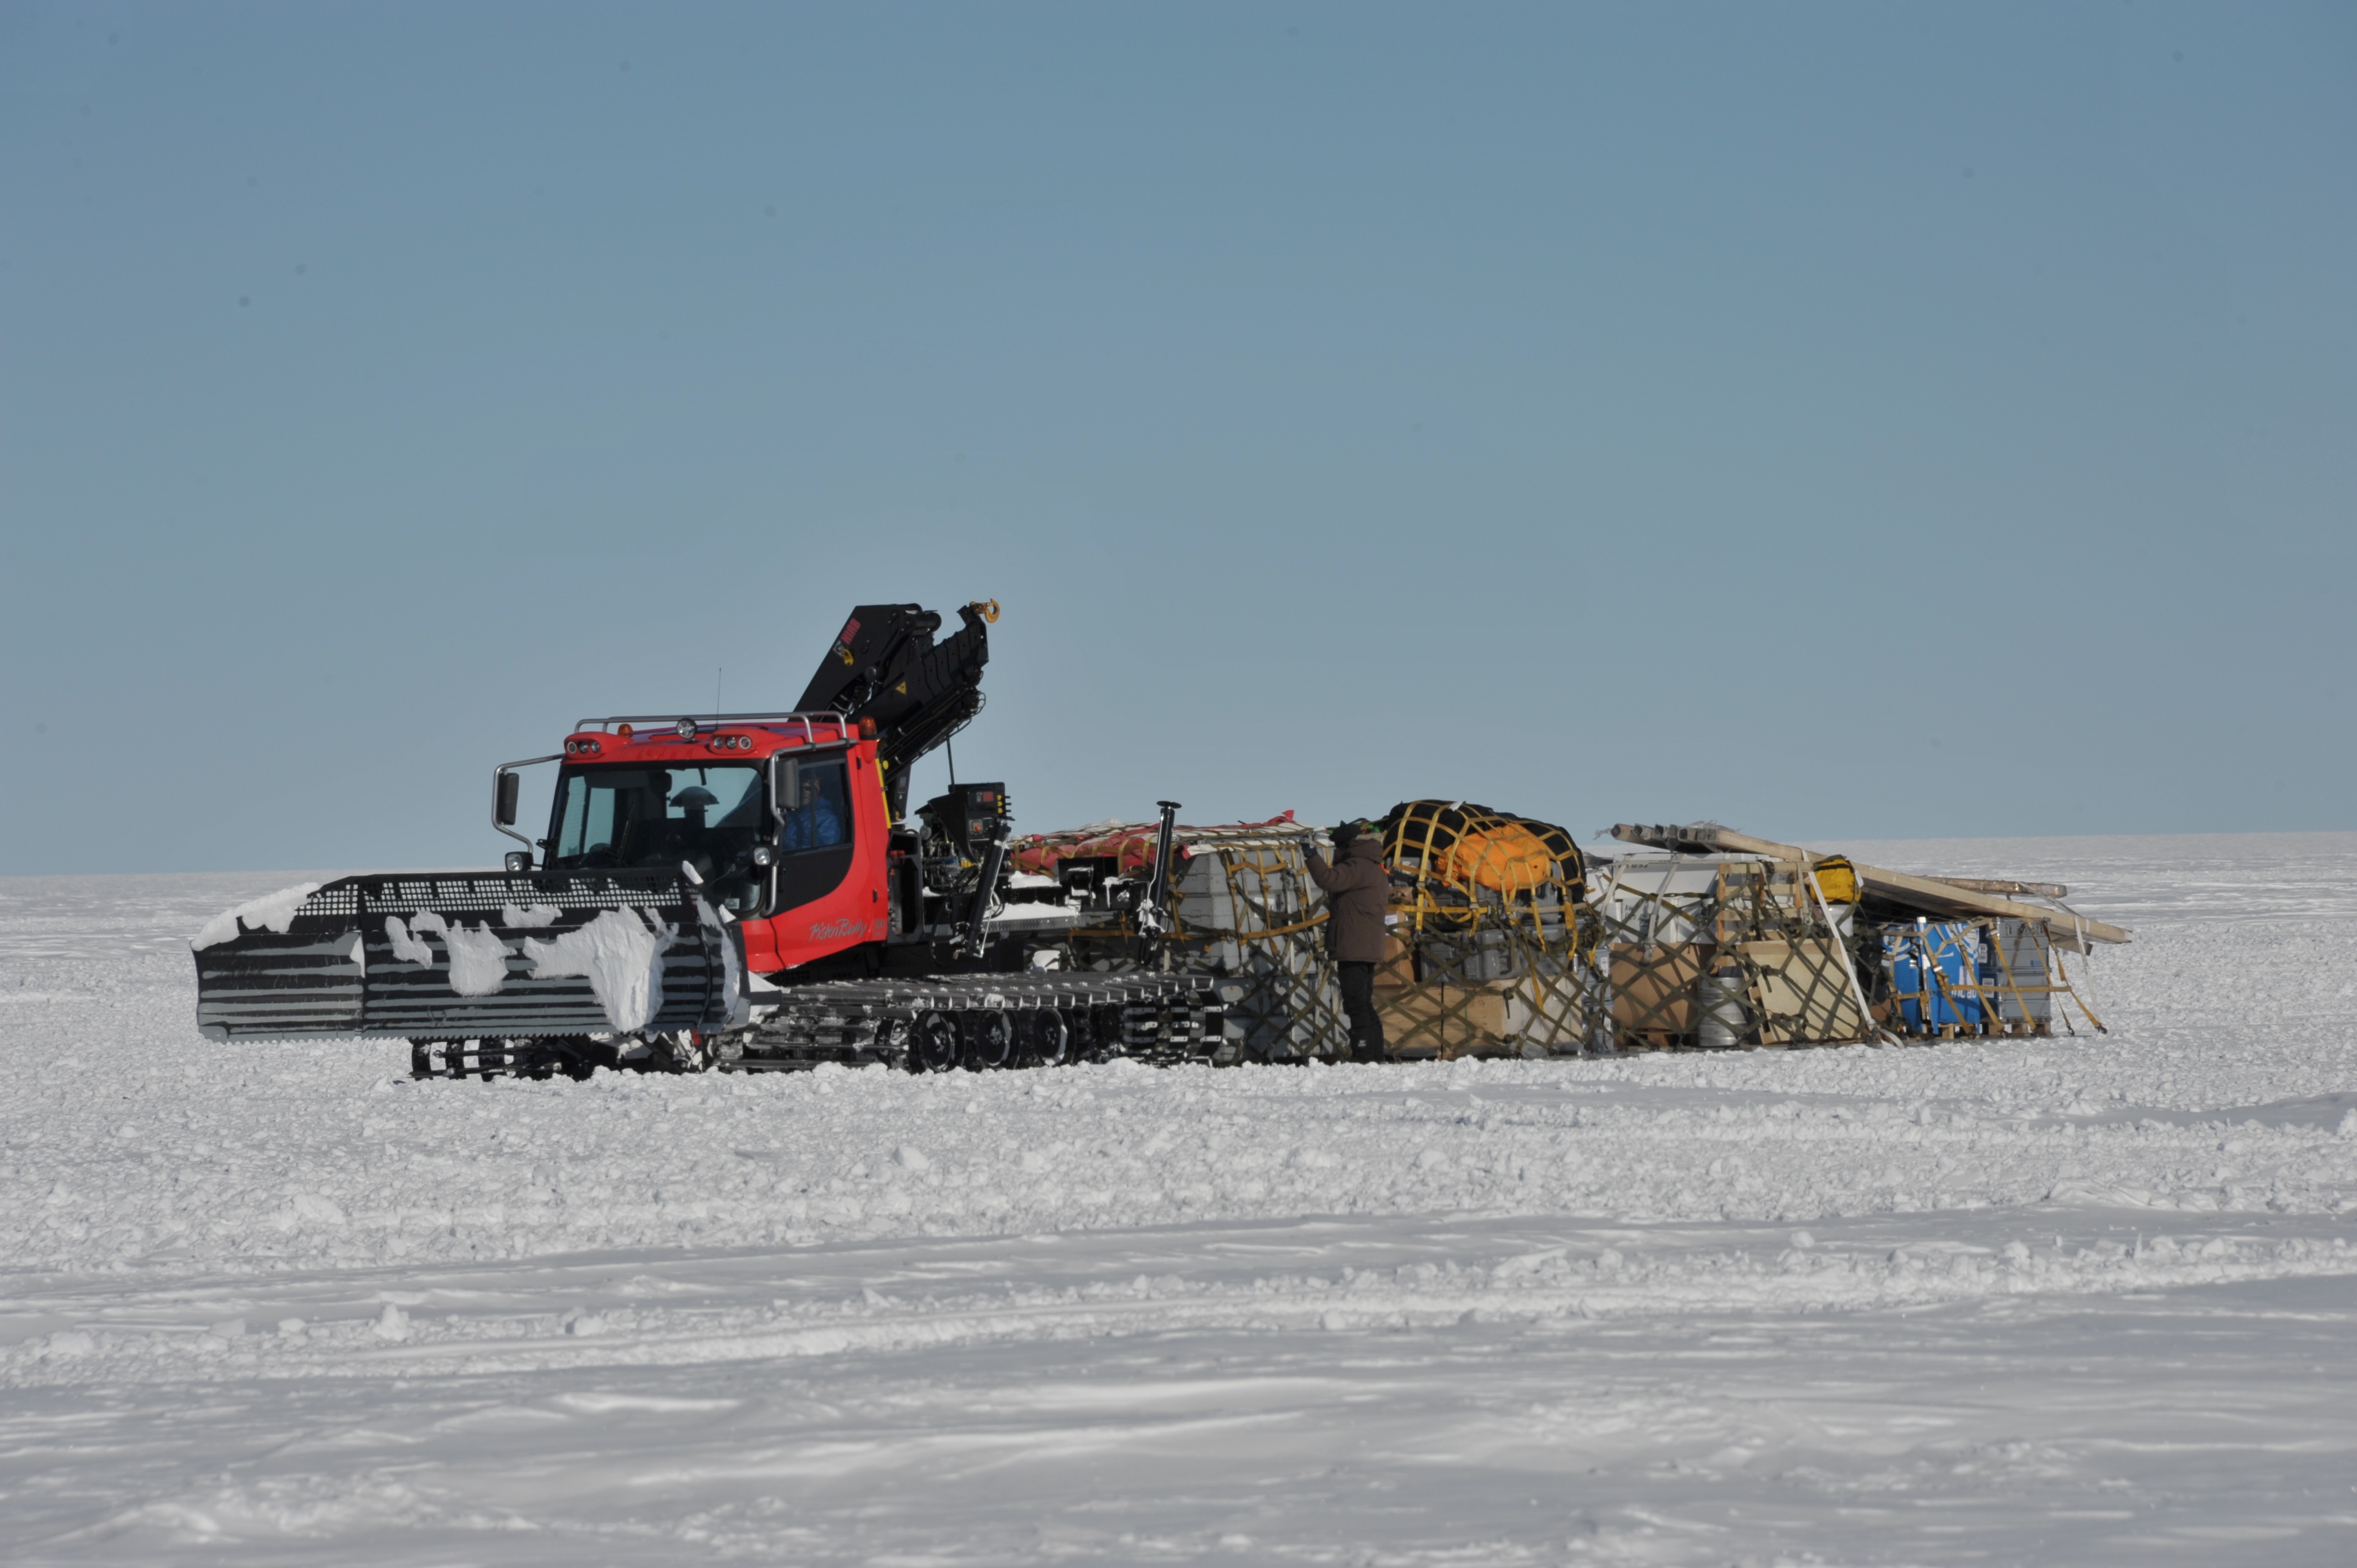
[913,1012,959,1074]
[410,1041,435,1080]
[965,1010,1016,1071]
[1022,1009,1072,1069]
[1088,1005,1125,1062]
[1064,1008,1100,1065]
[550,1037,602,1081]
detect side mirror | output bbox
[769,756,798,828]
[505,850,533,873]
[496,770,522,827]
[750,844,776,869]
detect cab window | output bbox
[778,757,853,854]
[548,764,766,874]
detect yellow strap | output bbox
[2054,946,2108,1033]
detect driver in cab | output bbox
[782,775,843,852]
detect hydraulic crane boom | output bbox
[796,601,997,818]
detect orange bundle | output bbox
[1440,822,1558,894]
[1380,800,1584,901]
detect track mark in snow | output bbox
[7,837,2357,1565]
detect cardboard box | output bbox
[1380,983,1509,1053]
[1609,942,1709,1034]
[1373,932,1413,990]
[1738,938,1867,1044]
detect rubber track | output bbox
[735,970,1223,1070]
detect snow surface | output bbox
[4,833,2355,1565]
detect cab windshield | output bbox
[547,764,766,881]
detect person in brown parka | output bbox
[1304,822,1391,1062]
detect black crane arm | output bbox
[795,601,996,817]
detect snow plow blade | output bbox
[192,871,744,1043]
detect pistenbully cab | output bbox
[192,601,1225,1077]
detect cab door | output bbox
[740,742,887,973]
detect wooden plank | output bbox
[1608,823,2130,945]
[1738,938,1870,1045]
[1926,875,2070,899]
[1852,865,2128,945]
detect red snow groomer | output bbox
[192,602,1223,1078]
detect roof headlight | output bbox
[676,717,698,741]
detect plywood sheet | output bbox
[1738,937,1868,1045]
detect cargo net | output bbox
[1870,916,2105,1041]
[1375,801,1603,1060]
[1592,853,2112,1050]
[1016,814,1350,1064]
[1171,827,1350,1063]
[1591,854,1874,1050]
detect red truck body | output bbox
[546,719,893,978]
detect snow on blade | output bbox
[393,911,514,996]
[523,906,671,1031]
[502,902,561,929]
[188,881,322,950]
[383,915,434,967]
[441,922,513,996]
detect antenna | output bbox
[714,667,723,720]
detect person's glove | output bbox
[1299,834,1319,856]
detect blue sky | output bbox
[4,2,2351,875]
